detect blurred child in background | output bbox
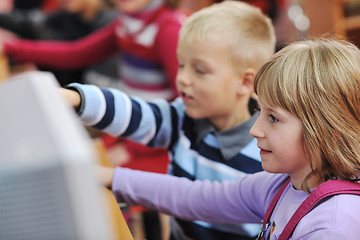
[1,0,185,100]
[0,0,118,85]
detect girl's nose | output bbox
[249,118,265,138]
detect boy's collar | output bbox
[195,112,259,161]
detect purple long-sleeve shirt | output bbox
[112,168,360,239]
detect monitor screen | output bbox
[0,71,115,240]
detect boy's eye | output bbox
[195,68,206,74]
[193,63,209,75]
[268,114,279,123]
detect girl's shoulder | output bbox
[293,193,360,239]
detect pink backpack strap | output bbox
[278,179,360,240]
[257,177,291,240]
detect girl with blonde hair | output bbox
[69,38,360,239]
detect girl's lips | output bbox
[258,146,272,154]
[260,149,272,154]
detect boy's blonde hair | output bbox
[178,0,276,72]
[254,39,360,191]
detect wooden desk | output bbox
[0,54,38,82]
[94,139,133,240]
[0,54,10,82]
[101,187,133,240]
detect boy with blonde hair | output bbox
[180,0,275,73]
[62,1,276,239]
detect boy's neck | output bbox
[210,97,252,131]
[210,110,251,131]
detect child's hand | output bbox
[93,165,115,188]
[59,88,81,109]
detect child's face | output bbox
[250,101,311,180]
[113,0,152,14]
[176,39,245,130]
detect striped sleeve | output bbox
[68,83,185,148]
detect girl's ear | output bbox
[238,68,256,95]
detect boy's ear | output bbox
[238,68,256,95]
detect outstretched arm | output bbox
[59,88,81,109]
[64,83,185,148]
[108,167,274,224]
[2,20,119,69]
[92,164,258,223]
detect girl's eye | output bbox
[268,114,279,123]
[195,67,206,75]
[178,64,184,69]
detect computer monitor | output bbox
[0,71,115,240]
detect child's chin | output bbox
[261,163,280,174]
[185,109,204,119]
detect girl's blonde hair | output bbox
[178,0,276,72]
[254,39,360,191]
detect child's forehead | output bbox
[258,100,292,116]
[177,38,230,55]
[178,36,225,48]
[258,98,280,110]
[257,99,271,108]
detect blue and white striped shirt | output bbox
[69,83,262,239]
